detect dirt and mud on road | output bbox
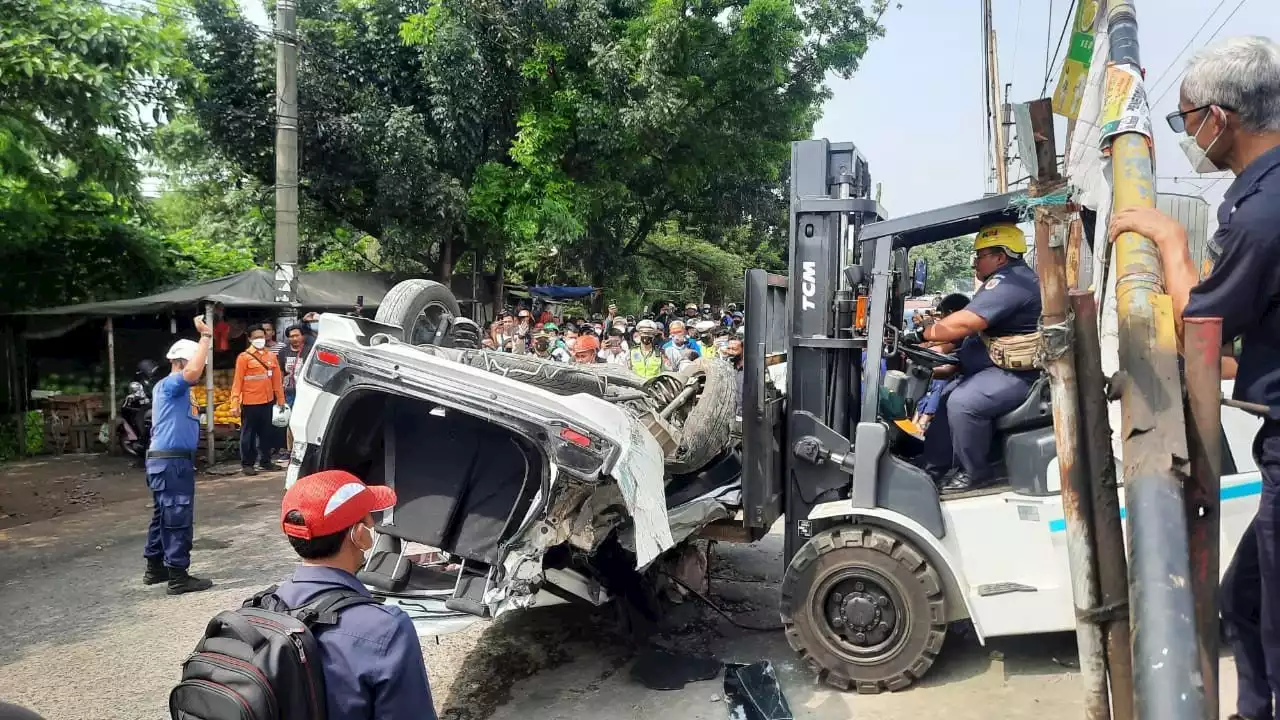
[0,474,1239,719]
[0,454,146,529]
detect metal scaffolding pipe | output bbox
[1071,290,1135,720]
[1183,316,1224,720]
[1023,97,1110,720]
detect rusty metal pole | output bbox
[1107,4,1205,719]
[1071,290,1135,720]
[1183,317,1223,720]
[1020,98,1111,720]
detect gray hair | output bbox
[1182,36,1280,133]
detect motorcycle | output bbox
[107,359,164,462]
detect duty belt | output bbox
[146,449,197,461]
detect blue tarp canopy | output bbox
[529,286,596,300]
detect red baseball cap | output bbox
[281,470,397,540]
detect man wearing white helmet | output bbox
[143,316,215,595]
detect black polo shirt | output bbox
[1184,145,1280,406]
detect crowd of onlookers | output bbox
[480,300,747,378]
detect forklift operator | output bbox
[912,223,1043,494]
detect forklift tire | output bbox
[375,279,462,346]
[781,526,947,693]
[665,359,737,475]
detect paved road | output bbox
[0,473,1240,719]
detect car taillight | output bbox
[560,427,591,448]
[305,347,345,387]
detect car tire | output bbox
[780,526,947,693]
[375,279,461,346]
[664,359,737,475]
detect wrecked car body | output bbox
[286,296,742,636]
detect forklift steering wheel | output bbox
[898,342,959,367]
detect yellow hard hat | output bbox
[974,223,1027,255]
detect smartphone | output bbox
[356,295,365,306]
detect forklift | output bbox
[736,139,1260,693]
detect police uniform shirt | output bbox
[1184,145,1280,408]
[954,259,1042,374]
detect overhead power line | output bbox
[1144,0,1228,98]
[1150,0,1252,108]
[1041,0,1077,97]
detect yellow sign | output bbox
[1052,0,1099,119]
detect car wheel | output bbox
[664,359,737,475]
[375,279,461,346]
[781,526,947,693]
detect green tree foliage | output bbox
[0,0,191,311]
[187,0,888,295]
[909,235,976,295]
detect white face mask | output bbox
[351,523,378,565]
[1180,109,1228,173]
[251,338,267,350]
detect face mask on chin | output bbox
[1180,109,1229,173]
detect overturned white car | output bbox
[286,280,744,635]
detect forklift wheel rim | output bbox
[810,565,909,665]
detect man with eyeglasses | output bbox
[1108,36,1280,720]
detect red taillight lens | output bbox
[560,428,591,448]
[316,350,342,366]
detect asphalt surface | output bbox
[0,469,1241,720]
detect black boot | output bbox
[143,557,168,585]
[167,568,214,595]
[941,470,986,495]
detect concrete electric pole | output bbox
[275,0,300,323]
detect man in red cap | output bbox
[273,470,438,720]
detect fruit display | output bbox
[189,369,240,427]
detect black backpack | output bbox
[169,585,380,720]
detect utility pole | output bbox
[275,0,300,324]
[983,0,1009,193]
[1105,3,1206,719]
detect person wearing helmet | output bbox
[571,334,601,364]
[532,327,571,362]
[692,320,719,358]
[684,303,700,320]
[143,316,215,594]
[629,320,664,378]
[913,223,1042,494]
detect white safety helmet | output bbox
[636,319,660,335]
[271,404,292,428]
[693,320,717,334]
[165,339,200,362]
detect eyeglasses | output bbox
[1166,104,1235,134]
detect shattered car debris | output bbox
[286,280,747,635]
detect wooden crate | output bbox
[41,394,108,455]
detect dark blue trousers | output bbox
[144,460,195,569]
[239,402,274,468]
[1223,422,1280,720]
[921,367,1034,483]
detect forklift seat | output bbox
[994,374,1052,433]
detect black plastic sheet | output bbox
[723,661,794,720]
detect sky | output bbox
[811,0,1278,219]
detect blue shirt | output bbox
[274,566,437,720]
[145,372,200,474]
[960,260,1042,374]
[1184,145,1280,408]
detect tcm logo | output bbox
[801,261,817,310]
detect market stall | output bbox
[8,269,406,464]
